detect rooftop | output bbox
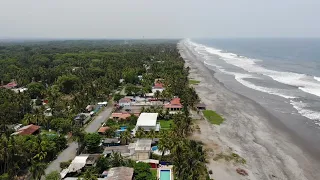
[13,124,40,135]
[106,167,134,180]
[130,139,152,151]
[136,113,158,127]
[119,98,131,103]
[98,126,110,133]
[153,83,164,89]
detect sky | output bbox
[0,0,320,39]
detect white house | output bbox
[128,139,152,160]
[134,113,160,134]
[119,98,131,107]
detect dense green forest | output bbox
[0,40,207,180]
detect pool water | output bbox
[151,146,158,151]
[160,170,171,180]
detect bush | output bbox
[60,161,71,169]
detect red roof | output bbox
[170,98,181,105]
[1,82,18,89]
[153,83,164,89]
[17,125,40,135]
[119,98,131,103]
[98,126,110,133]
[111,113,139,120]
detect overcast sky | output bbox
[0,0,319,39]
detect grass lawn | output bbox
[189,79,200,85]
[159,119,174,129]
[203,110,224,125]
[151,168,157,178]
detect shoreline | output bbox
[178,41,320,180]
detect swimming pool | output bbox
[160,170,171,180]
[151,146,158,151]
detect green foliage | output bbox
[27,82,46,99]
[45,171,61,180]
[60,160,71,169]
[0,173,9,180]
[133,162,155,180]
[203,110,224,125]
[96,156,110,173]
[113,93,125,102]
[189,79,200,85]
[213,153,246,164]
[50,118,72,134]
[56,74,80,94]
[84,133,101,153]
[159,119,173,129]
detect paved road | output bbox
[44,104,113,175]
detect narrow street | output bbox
[44,104,113,175]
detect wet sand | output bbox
[178,41,320,180]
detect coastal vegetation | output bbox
[189,79,201,85]
[203,110,224,125]
[0,40,210,179]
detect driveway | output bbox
[44,104,113,175]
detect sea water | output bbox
[184,38,320,153]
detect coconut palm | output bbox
[120,129,132,145]
[147,129,156,141]
[30,161,46,180]
[135,127,145,138]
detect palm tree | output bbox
[135,127,145,138]
[147,129,156,141]
[81,167,98,180]
[110,151,125,167]
[72,127,86,154]
[158,131,173,160]
[120,129,132,145]
[154,90,161,100]
[30,161,46,180]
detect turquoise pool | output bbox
[160,170,171,180]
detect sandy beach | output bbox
[178,41,320,180]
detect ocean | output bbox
[186,38,320,152]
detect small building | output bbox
[103,146,130,157]
[98,126,110,135]
[106,167,134,180]
[110,112,137,120]
[11,124,40,135]
[134,113,160,133]
[74,113,91,126]
[152,83,165,93]
[97,102,108,106]
[60,154,100,178]
[196,103,206,110]
[119,98,132,107]
[86,105,95,112]
[102,138,121,146]
[128,139,152,160]
[164,97,182,111]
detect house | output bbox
[152,83,165,93]
[164,97,182,111]
[128,139,152,160]
[110,112,139,120]
[106,167,134,180]
[60,154,100,178]
[134,113,160,134]
[196,103,206,110]
[1,81,17,89]
[103,146,130,157]
[98,126,110,135]
[11,124,40,135]
[102,138,121,146]
[119,98,132,107]
[74,113,91,126]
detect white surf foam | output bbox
[314,76,320,82]
[187,40,320,98]
[290,100,320,122]
[219,69,296,99]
